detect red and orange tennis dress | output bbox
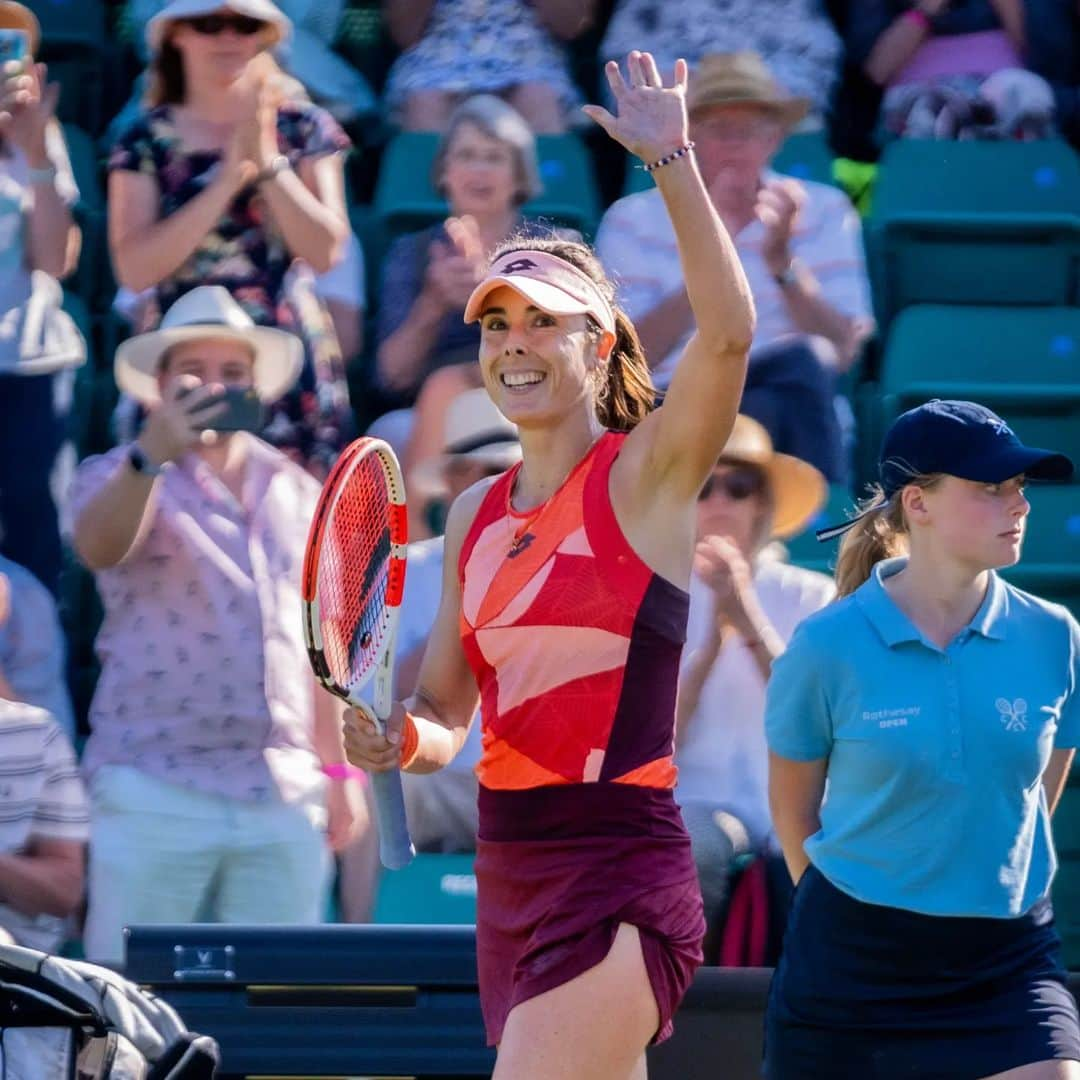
[458,431,705,1046]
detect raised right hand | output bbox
[343,699,408,773]
[137,375,227,466]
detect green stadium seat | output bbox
[372,853,478,925]
[61,123,111,312]
[622,130,837,197]
[783,483,857,576]
[373,131,602,239]
[866,140,1080,331]
[999,486,1080,603]
[871,305,1080,476]
[26,0,107,133]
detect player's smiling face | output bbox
[477,285,600,426]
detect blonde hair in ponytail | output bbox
[833,473,944,597]
[487,235,656,432]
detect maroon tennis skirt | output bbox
[474,782,705,1047]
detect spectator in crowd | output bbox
[70,286,367,965]
[123,0,376,128]
[1025,0,1080,149]
[0,1,86,597]
[675,415,834,945]
[371,95,571,505]
[382,0,597,133]
[338,389,517,920]
[600,0,843,122]
[597,52,872,482]
[0,556,75,741]
[846,0,1059,141]
[107,0,354,477]
[0,691,88,953]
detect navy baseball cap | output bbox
[817,400,1074,542]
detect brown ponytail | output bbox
[488,234,656,432]
[833,473,944,597]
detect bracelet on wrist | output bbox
[254,153,291,186]
[904,7,932,31]
[26,162,57,186]
[321,762,369,785]
[640,141,696,173]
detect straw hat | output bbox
[0,2,39,56]
[717,415,826,539]
[687,52,810,131]
[411,389,522,499]
[146,0,291,54]
[115,286,302,406]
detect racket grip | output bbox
[370,768,415,870]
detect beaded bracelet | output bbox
[641,141,696,173]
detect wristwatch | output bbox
[127,442,165,478]
[773,260,799,289]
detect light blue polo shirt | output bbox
[765,557,1080,918]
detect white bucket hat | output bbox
[411,389,522,499]
[115,286,303,406]
[146,0,291,54]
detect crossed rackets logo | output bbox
[996,697,1028,732]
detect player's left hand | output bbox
[325,773,370,853]
[583,51,690,166]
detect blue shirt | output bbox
[765,557,1080,918]
[0,555,75,741]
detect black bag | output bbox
[0,943,219,1079]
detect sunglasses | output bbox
[698,466,765,502]
[183,13,267,36]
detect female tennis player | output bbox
[765,399,1080,1079]
[344,50,754,1080]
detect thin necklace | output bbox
[504,435,603,558]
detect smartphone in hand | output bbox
[180,385,264,433]
[0,29,29,66]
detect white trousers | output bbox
[84,765,330,965]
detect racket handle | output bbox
[370,768,415,870]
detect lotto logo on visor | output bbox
[464,249,617,337]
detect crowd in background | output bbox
[1,0,1080,968]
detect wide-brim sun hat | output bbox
[411,388,522,500]
[146,0,291,54]
[115,285,303,406]
[464,249,617,337]
[687,51,810,131]
[717,414,827,540]
[0,2,39,56]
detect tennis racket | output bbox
[301,437,415,870]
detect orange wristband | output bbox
[399,711,420,770]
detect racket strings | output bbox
[316,454,394,690]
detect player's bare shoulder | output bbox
[440,473,503,566]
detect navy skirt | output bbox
[764,865,1080,1079]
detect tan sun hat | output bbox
[0,2,39,56]
[687,52,810,131]
[146,0,291,54]
[717,415,827,539]
[115,286,302,406]
[411,389,522,500]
